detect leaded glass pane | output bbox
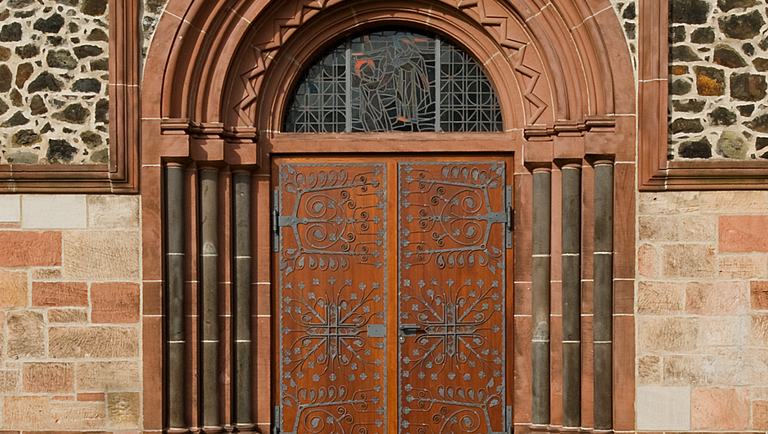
[284,43,347,133]
[284,28,502,133]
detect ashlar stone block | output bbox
[636,386,691,430]
[691,387,749,430]
[22,362,75,393]
[49,326,140,358]
[637,281,685,314]
[0,269,28,308]
[87,195,140,229]
[62,230,140,281]
[107,391,140,428]
[21,195,87,229]
[661,244,715,278]
[76,361,141,391]
[6,310,44,359]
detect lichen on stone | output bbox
[0,0,109,164]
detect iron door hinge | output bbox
[506,186,514,249]
[272,405,280,434]
[272,191,279,252]
[507,405,514,434]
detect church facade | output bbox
[0,0,767,431]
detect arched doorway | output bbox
[140,0,636,432]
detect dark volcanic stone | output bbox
[0,46,10,62]
[678,137,712,158]
[709,107,738,126]
[753,58,768,71]
[0,10,9,20]
[0,98,7,115]
[694,66,725,96]
[0,64,12,92]
[73,45,102,58]
[52,103,89,124]
[691,27,715,44]
[745,114,768,132]
[669,25,685,43]
[15,63,33,88]
[47,49,77,69]
[86,28,107,42]
[718,11,765,40]
[81,0,106,15]
[7,151,38,164]
[624,22,636,39]
[68,22,79,33]
[673,99,706,112]
[7,0,34,8]
[714,45,747,68]
[9,89,21,107]
[56,0,79,6]
[145,0,164,14]
[30,94,47,115]
[718,0,758,12]
[730,73,767,101]
[671,45,701,61]
[90,148,108,163]
[72,78,100,92]
[737,104,755,116]
[47,36,63,46]
[717,131,748,158]
[0,22,21,41]
[90,58,107,71]
[12,129,41,147]
[15,44,39,59]
[28,71,62,93]
[670,79,693,95]
[80,130,102,148]
[47,139,77,163]
[1,111,29,127]
[33,13,64,33]
[95,98,108,123]
[14,10,34,18]
[623,2,636,19]
[670,0,710,24]
[757,137,768,150]
[670,118,704,134]
[40,122,53,133]
[743,43,755,56]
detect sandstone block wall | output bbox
[0,194,142,432]
[636,190,768,430]
[669,0,768,160]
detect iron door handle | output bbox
[398,324,426,342]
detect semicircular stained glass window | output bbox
[284,28,503,133]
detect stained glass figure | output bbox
[284,29,503,133]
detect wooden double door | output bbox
[273,155,513,434]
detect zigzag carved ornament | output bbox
[234,0,549,126]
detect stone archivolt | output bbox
[149,0,631,138]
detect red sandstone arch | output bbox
[142,0,634,140]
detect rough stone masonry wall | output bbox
[0,0,109,165]
[0,194,142,431]
[636,191,768,431]
[669,0,768,160]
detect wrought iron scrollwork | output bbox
[280,277,387,434]
[399,162,507,274]
[398,161,507,434]
[278,164,386,275]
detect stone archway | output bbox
[139,0,637,432]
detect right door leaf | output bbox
[398,161,507,434]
